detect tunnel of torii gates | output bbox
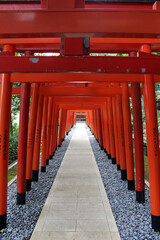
[2,0,160,234]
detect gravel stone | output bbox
[87,126,160,240]
[0,127,74,240]
[2,125,160,240]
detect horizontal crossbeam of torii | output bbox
[0,8,160,38]
[39,86,122,96]
[12,86,143,98]
[1,37,160,52]
[54,96,119,103]
[58,104,102,110]
[9,73,160,83]
[0,53,159,74]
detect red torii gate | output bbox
[0,0,159,232]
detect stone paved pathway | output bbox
[31,123,121,240]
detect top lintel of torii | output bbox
[0,0,160,38]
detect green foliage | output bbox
[9,93,20,165]
[90,53,128,56]
[10,95,20,136]
[155,82,160,101]
[15,52,24,57]
[9,129,19,165]
[8,164,17,182]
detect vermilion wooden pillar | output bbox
[61,109,67,142]
[93,110,97,139]
[100,107,106,151]
[89,111,92,132]
[69,111,72,128]
[58,109,63,147]
[106,100,111,159]
[72,112,75,126]
[95,109,100,144]
[32,93,44,181]
[46,97,53,165]
[141,44,160,231]
[112,97,120,170]
[90,111,92,132]
[122,83,135,190]
[74,112,76,125]
[90,110,94,135]
[92,110,95,137]
[70,111,73,128]
[17,82,31,204]
[93,110,98,140]
[116,95,127,180]
[85,112,88,125]
[97,108,103,148]
[130,52,145,202]
[53,106,59,153]
[41,96,48,172]
[49,101,56,157]
[88,111,91,128]
[60,108,65,145]
[70,111,74,128]
[102,103,107,153]
[0,45,15,229]
[104,102,110,156]
[66,110,70,134]
[99,108,103,148]
[17,51,31,205]
[107,97,116,164]
[26,83,39,191]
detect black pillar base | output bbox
[49,155,53,159]
[26,179,31,191]
[0,214,6,230]
[121,169,127,181]
[108,154,111,160]
[101,146,104,150]
[152,215,160,231]
[112,158,116,164]
[41,166,46,172]
[17,192,26,205]
[53,152,55,156]
[117,164,120,171]
[128,180,135,190]
[66,132,68,135]
[58,144,61,147]
[136,190,145,203]
[32,170,39,182]
[46,159,49,165]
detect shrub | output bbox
[9,127,19,165]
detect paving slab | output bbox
[31,123,121,240]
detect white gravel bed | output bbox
[0,127,74,240]
[87,127,160,240]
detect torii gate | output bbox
[0,0,159,232]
